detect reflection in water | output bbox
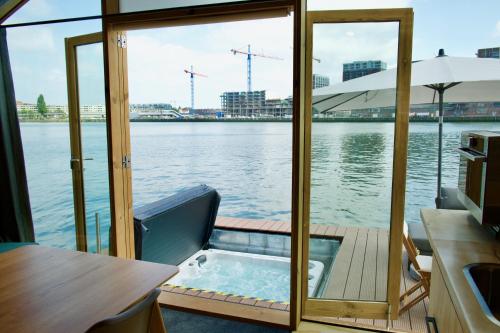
[405,126,469,223]
[340,133,386,179]
[310,123,394,228]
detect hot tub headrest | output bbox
[134,184,220,265]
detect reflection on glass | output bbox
[308,22,398,301]
[76,43,110,254]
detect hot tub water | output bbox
[167,249,324,302]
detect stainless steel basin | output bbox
[463,263,500,326]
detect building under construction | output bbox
[220,91,265,117]
[220,90,292,118]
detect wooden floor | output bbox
[160,216,429,333]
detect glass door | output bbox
[301,9,413,322]
[65,32,110,254]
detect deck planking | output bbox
[159,216,429,332]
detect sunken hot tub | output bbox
[167,249,324,302]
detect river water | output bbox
[20,121,499,250]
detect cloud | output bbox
[46,68,65,83]
[313,22,400,84]
[127,16,294,108]
[7,26,55,52]
[127,13,400,107]
[5,0,52,23]
[495,21,500,36]
[126,3,414,107]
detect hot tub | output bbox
[167,249,324,302]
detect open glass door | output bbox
[65,32,111,254]
[301,9,413,323]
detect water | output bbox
[20,121,499,249]
[169,250,298,302]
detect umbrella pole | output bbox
[436,88,444,208]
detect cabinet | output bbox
[428,258,464,333]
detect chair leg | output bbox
[421,273,431,292]
[150,300,167,333]
[399,290,429,314]
[400,280,423,301]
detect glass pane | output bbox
[18,123,76,248]
[5,0,101,25]
[308,0,411,11]
[10,20,102,250]
[119,0,255,13]
[308,22,399,302]
[127,16,294,304]
[76,43,110,254]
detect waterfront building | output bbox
[220,90,292,118]
[477,47,500,59]
[263,97,293,118]
[16,100,68,120]
[342,60,387,81]
[312,74,330,89]
[80,105,106,120]
[321,101,500,119]
[17,101,106,120]
[220,90,266,118]
[192,108,223,118]
[130,103,174,114]
[130,109,183,119]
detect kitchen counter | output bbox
[421,208,500,333]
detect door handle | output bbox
[83,157,94,161]
[456,147,486,162]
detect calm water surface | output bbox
[20,121,499,250]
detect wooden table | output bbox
[0,245,178,333]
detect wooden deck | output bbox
[159,284,290,329]
[159,216,429,333]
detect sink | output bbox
[463,263,500,326]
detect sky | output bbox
[5,0,500,108]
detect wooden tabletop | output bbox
[0,245,178,333]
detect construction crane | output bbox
[231,44,282,92]
[183,65,207,110]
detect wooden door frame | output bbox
[100,1,301,330]
[65,32,104,252]
[290,0,306,330]
[101,1,135,259]
[299,8,413,322]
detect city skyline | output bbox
[5,0,500,108]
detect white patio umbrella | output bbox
[313,50,500,207]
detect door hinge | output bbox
[122,155,131,169]
[117,34,127,48]
[70,158,80,170]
